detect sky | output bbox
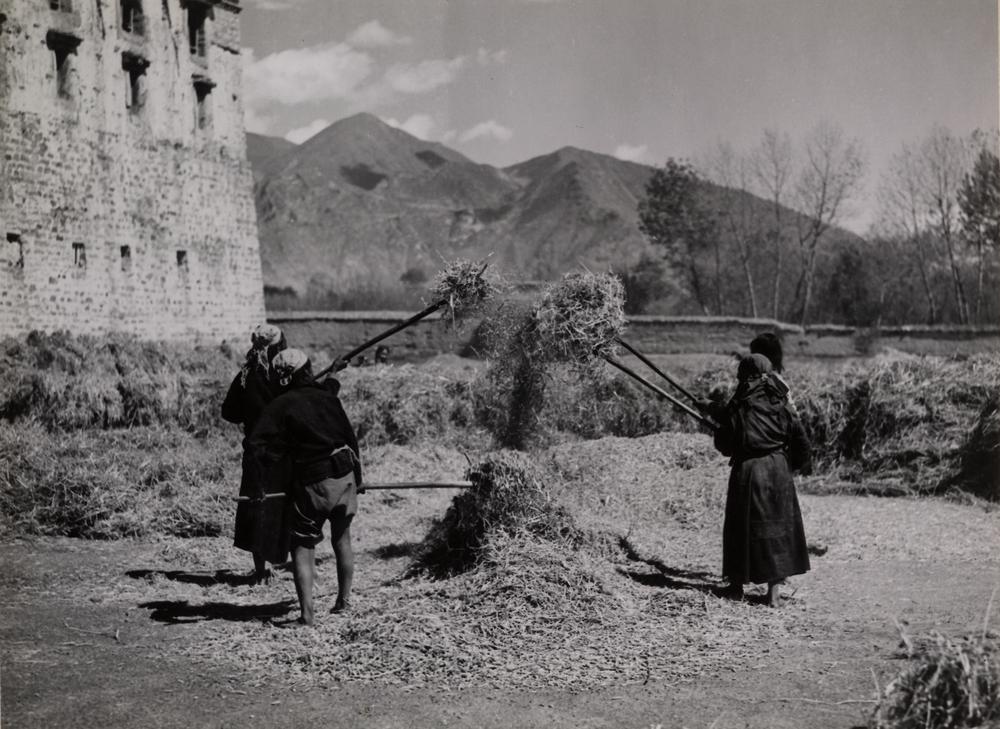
[239,0,999,233]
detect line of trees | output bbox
[633,123,999,327]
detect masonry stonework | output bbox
[0,0,264,342]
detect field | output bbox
[1,333,999,728]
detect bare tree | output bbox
[791,122,867,326]
[958,139,999,322]
[751,129,793,320]
[703,142,760,317]
[921,126,973,324]
[875,142,944,324]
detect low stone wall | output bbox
[267,311,1000,362]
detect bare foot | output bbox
[330,599,351,614]
[766,585,781,608]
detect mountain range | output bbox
[246,113,850,307]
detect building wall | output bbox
[0,0,264,343]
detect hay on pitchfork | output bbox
[869,630,1000,729]
[428,258,501,324]
[408,450,579,578]
[529,272,626,364]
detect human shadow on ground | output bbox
[126,569,260,587]
[139,598,295,624]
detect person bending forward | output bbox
[249,349,362,625]
[713,353,812,607]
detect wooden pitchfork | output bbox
[233,481,472,501]
[599,350,717,430]
[314,263,489,379]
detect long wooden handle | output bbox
[314,299,447,379]
[233,480,471,500]
[601,353,717,430]
[615,337,701,405]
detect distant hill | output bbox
[245,132,297,181]
[247,113,859,312]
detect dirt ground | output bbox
[3,445,999,729]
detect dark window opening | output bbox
[50,0,73,11]
[176,250,188,272]
[122,53,149,111]
[193,78,213,131]
[187,4,207,58]
[6,233,23,268]
[120,245,131,272]
[121,0,145,36]
[72,242,86,268]
[46,31,81,100]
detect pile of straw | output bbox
[947,391,1000,502]
[0,331,234,431]
[869,631,1000,729]
[0,422,237,538]
[409,450,578,577]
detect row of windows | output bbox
[5,235,190,274]
[49,0,209,58]
[46,33,215,129]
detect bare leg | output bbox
[292,544,316,625]
[766,580,781,607]
[252,552,270,584]
[330,515,355,612]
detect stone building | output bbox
[0,0,265,342]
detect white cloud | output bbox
[243,43,374,106]
[382,113,436,141]
[383,57,466,94]
[245,0,305,10]
[613,143,651,163]
[243,102,273,135]
[440,129,457,144]
[346,20,413,48]
[285,118,330,144]
[476,47,509,65]
[459,120,513,143]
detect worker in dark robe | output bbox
[248,349,361,626]
[712,353,812,607]
[221,323,289,584]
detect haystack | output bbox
[408,451,578,577]
[947,391,1000,502]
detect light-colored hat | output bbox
[272,348,310,386]
[251,323,283,350]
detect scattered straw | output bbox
[869,631,1000,729]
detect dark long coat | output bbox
[221,367,291,564]
[713,377,812,585]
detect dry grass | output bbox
[408,451,580,577]
[428,258,501,325]
[0,330,236,431]
[869,630,1000,729]
[476,272,627,449]
[0,423,239,539]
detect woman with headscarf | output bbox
[749,332,798,416]
[712,353,812,607]
[221,323,289,583]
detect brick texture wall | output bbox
[0,0,264,344]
